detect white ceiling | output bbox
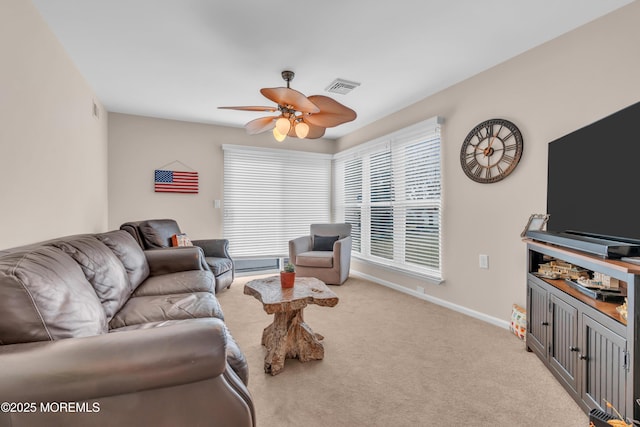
[31,0,632,140]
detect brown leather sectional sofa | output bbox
[0,230,254,427]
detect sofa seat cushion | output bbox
[132,270,215,297]
[205,257,233,277]
[96,230,150,292]
[109,292,225,329]
[53,235,130,322]
[296,251,334,268]
[0,246,107,344]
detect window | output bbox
[223,145,331,258]
[333,117,443,281]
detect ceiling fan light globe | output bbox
[295,121,310,139]
[273,127,287,142]
[275,117,291,135]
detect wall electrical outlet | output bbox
[479,254,489,269]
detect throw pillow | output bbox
[171,233,193,247]
[313,235,339,251]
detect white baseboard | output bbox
[350,270,510,330]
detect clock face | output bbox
[460,118,523,183]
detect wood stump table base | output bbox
[244,276,339,376]
[261,309,325,375]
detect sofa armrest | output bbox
[289,236,312,264]
[0,318,228,402]
[192,239,231,259]
[145,246,204,275]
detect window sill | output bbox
[351,255,444,285]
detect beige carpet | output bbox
[217,274,588,427]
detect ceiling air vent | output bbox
[325,78,361,95]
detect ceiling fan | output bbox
[219,70,357,141]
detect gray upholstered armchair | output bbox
[289,223,352,285]
[120,219,234,293]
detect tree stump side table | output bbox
[244,276,339,375]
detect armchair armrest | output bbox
[192,239,231,259]
[289,236,312,264]
[333,236,352,267]
[145,246,204,275]
[0,318,228,402]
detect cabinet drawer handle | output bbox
[569,346,579,352]
[541,321,549,326]
[579,354,588,361]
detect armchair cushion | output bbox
[205,257,234,276]
[139,219,182,248]
[312,234,339,251]
[296,251,334,268]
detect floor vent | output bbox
[325,78,361,95]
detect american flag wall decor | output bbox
[154,169,199,194]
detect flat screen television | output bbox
[546,100,640,243]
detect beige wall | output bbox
[107,113,335,238]
[337,2,640,323]
[0,0,108,249]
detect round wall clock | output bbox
[460,118,523,183]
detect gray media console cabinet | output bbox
[525,239,638,420]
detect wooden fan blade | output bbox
[304,95,357,128]
[260,87,320,113]
[245,116,276,135]
[219,106,277,112]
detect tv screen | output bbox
[546,101,640,242]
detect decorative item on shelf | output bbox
[521,214,549,238]
[154,160,198,194]
[593,272,620,289]
[537,260,589,281]
[616,298,628,321]
[280,263,296,288]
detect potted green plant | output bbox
[280,263,296,288]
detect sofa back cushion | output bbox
[139,219,182,248]
[0,246,108,344]
[96,230,150,292]
[53,236,131,322]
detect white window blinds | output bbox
[223,145,332,258]
[333,117,443,280]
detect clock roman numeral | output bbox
[505,142,517,151]
[473,164,483,178]
[467,157,479,171]
[501,153,515,164]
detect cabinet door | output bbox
[527,279,548,358]
[549,294,579,393]
[581,314,628,418]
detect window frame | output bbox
[332,117,444,283]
